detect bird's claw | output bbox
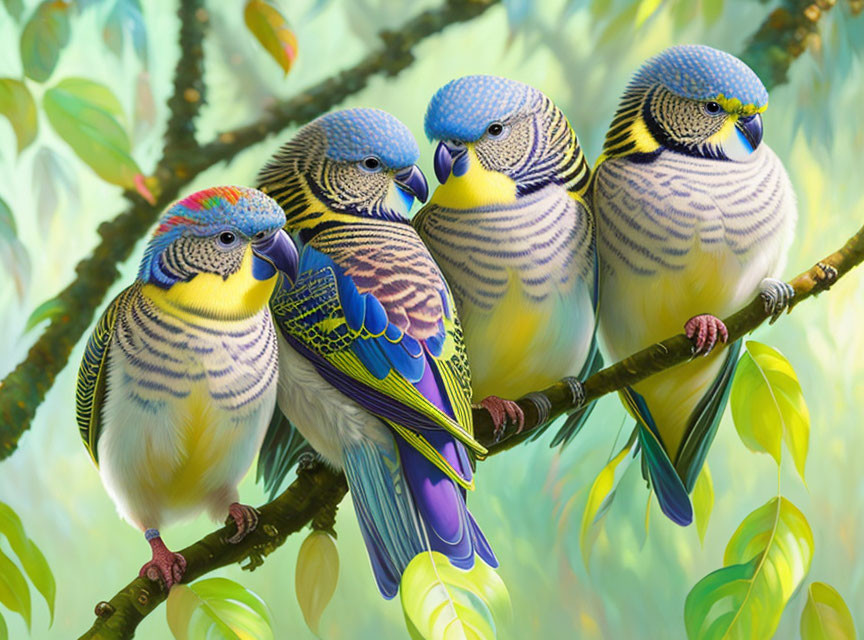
[684,314,728,357]
[477,395,525,442]
[562,376,585,409]
[296,451,318,472]
[759,277,795,324]
[814,262,838,291]
[226,502,259,544]
[139,539,186,590]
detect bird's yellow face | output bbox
[429,143,519,209]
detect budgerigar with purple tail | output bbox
[256,108,509,638]
[593,45,802,526]
[75,186,296,588]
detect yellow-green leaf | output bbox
[244,0,298,75]
[634,0,663,27]
[0,79,37,153]
[43,78,141,189]
[400,552,510,640]
[0,610,7,640]
[684,497,813,640]
[692,463,714,545]
[295,530,338,635]
[0,548,30,630]
[0,196,31,300]
[580,437,636,569]
[2,0,25,22]
[800,582,857,640]
[166,577,273,640]
[730,341,810,480]
[702,0,724,25]
[20,1,72,83]
[0,502,55,624]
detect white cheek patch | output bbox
[722,125,755,161]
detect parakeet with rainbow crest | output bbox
[413,75,601,444]
[256,108,509,636]
[75,186,297,588]
[593,45,813,526]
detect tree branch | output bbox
[0,0,502,461]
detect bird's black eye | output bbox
[705,101,722,115]
[487,122,504,137]
[361,156,381,172]
[218,231,236,246]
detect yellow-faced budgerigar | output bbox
[75,186,297,587]
[594,45,804,525]
[413,75,601,444]
[256,108,508,633]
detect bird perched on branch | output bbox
[257,108,509,635]
[593,45,798,525]
[75,186,296,588]
[413,75,601,445]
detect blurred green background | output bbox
[1,0,862,638]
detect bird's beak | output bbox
[433,140,468,185]
[394,164,429,204]
[252,228,299,283]
[735,113,763,151]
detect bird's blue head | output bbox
[257,108,428,230]
[138,186,296,289]
[603,45,769,162]
[424,75,587,202]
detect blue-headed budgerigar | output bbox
[75,186,297,587]
[256,108,508,634]
[593,45,802,525]
[413,75,600,443]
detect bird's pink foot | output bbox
[478,395,524,441]
[226,502,259,544]
[139,530,186,590]
[684,314,728,357]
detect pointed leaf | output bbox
[20,1,72,83]
[24,297,66,333]
[0,196,31,300]
[0,548,30,629]
[166,577,273,640]
[702,0,724,25]
[634,0,663,27]
[684,497,813,640]
[2,0,24,21]
[244,0,298,75]
[0,502,56,624]
[730,341,810,480]
[32,146,79,231]
[0,610,7,640]
[401,552,510,640]
[800,582,857,640]
[43,78,142,189]
[0,79,38,153]
[295,530,339,635]
[103,0,148,65]
[692,463,714,545]
[580,437,636,569]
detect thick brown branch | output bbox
[0,0,501,461]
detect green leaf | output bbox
[634,0,663,27]
[0,79,38,153]
[20,1,72,83]
[0,610,6,640]
[295,530,339,635]
[684,497,813,640]
[702,0,724,25]
[800,582,857,640]
[2,0,24,21]
[43,78,142,189]
[166,577,274,640]
[0,196,31,300]
[580,437,636,569]
[103,0,148,65]
[244,0,298,75]
[0,502,56,624]
[692,463,714,545]
[0,548,30,630]
[24,297,66,333]
[730,341,810,480]
[400,551,510,640]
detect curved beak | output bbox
[736,113,763,151]
[394,164,428,204]
[252,228,299,284]
[433,140,468,185]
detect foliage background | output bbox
[0,0,862,637]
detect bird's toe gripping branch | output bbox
[139,530,187,590]
[684,314,729,356]
[477,396,526,442]
[759,277,796,323]
[814,262,839,291]
[225,503,260,544]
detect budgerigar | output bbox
[75,186,296,587]
[413,75,601,444]
[256,108,508,632]
[593,45,802,525]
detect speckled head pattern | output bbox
[315,108,419,169]
[633,45,768,113]
[424,75,537,142]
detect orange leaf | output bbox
[244,0,298,75]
